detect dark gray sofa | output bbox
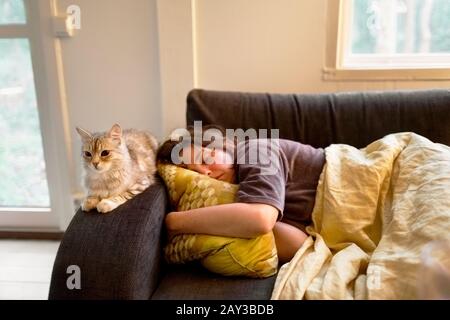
[49,88,450,300]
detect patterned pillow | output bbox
[158,164,278,278]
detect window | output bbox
[1,38,51,208]
[324,0,450,79]
[0,0,73,230]
[0,0,26,24]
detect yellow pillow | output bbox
[158,164,278,278]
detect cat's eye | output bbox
[84,151,92,157]
[101,150,110,157]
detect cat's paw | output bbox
[97,199,119,213]
[81,197,99,212]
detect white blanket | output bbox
[271,133,450,299]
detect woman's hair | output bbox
[157,124,237,165]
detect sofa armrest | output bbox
[48,177,168,300]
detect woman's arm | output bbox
[166,203,308,263]
[165,202,278,239]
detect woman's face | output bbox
[181,145,236,183]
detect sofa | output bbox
[49,88,450,300]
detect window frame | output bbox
[324,0,450,81]
[0,0,74,231]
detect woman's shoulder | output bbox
[277,138,324,153]
[278,139,326,169]
[235,138,323,159]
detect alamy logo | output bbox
[66,265,81,290]
[67,5,81,30]
[169,121,280,175]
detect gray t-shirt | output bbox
[236,139,325,230]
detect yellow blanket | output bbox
[271,133,450,300]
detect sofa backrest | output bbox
[186,88,450,148]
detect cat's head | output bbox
[76,124,125,173]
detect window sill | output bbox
[323,67,450,82]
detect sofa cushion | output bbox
[151,263,276,300]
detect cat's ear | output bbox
[76,127,92,143]
[108,124,122,143]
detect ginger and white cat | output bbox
[76,123,158,213]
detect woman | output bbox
[157,125,326,263]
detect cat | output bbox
[76,123,158,213]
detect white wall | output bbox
[156,0,196,136]
[55,0,449,194]
[56,0,162,190]
[196,0,332,93]
[194,0,450,93]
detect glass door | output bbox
[0,0,73,230]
